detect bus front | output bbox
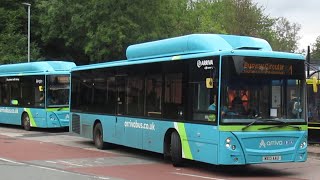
[218,54,307,165]
[45,75,71,127]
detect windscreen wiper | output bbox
[258,123,301,131]
[242,118,300,131]
[242,118,264,131]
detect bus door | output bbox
[114,74,126,144]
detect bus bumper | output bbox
[218,131,307,165]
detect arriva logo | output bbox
[197,60,213,68]
[259,139,267,148]
[259,139,294,148]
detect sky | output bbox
[252,0,320,50]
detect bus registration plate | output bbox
[262,156,281,161]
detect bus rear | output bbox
[217,54,307,164]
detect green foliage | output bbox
[311,36,320,60]
[36,0,192,63]
[0,0,40,64]
[268,17,301,52]
[0,0,304,64]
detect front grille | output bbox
[72,114,80,134]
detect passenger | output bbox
[230,96,245,115]
[241,90,249,111]
[208,99,216,121]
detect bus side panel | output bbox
[27,108,47,128]
[121,117,143,149]
[182,123,219,164]
[111,117,169,151]
[0,106,22,125]
[142,119,172,153]
[46,110,70,128]
[73,113,118,143]
[102,115,118,144]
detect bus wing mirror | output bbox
[206,78,214,89]
[11,100,18,105]
[313,76,318,93]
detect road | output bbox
[0,124,319,180]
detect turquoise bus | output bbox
[70,34,307,166]
[0,61,76,130]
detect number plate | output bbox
[262,156,281,161]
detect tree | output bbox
[186,0,301,53]
[311,36,320,60]
[269,17,301,52]
[0,0,40,64]
[36,0,192,64]
[1,0,302,64]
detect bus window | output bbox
[221,56,305,123]
[188,57,219,122]
[46,75,70,107]
[145,75,162,118]
[126,76,144,116]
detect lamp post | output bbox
[22,3,31,63]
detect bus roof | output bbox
[0,61,76,76]
[71,34,304,72]
[126,34,272,60]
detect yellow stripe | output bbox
[176,122,193,160]
[308,127,320,130]
[24,108,37,127]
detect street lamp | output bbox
[22,2,31,63]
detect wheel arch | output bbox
[163,128,179,158]
[21,111,28,126]
[93,119,102,137]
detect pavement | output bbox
[308,144,320,158]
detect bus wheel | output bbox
[93,123,106,150]
[171,131,183,167]
[22,113,31,131]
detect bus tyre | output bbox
[22,113,31,131]
[93,123,106,150]
[171,131,183,167]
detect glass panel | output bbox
[145,75,162,118]
[188,57,219,122]
[163,73,183,119]
[47,75,70,107]
[221,56,305,124]
[34,76,45,107]
[307,84,320,122]
[126,76,144,116]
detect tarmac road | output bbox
[0,124,319,180]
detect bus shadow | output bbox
[89,144,298,178]
[182,161,297,178]
[0,123,69,137]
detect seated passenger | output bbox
[230,96,245,115]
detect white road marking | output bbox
[46,160,57,164]
[172,172,227,180]
[0,158,109,179]
[58,160,84,167]
[0,158,24,165]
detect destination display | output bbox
[242,61,293,75]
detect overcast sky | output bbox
[252,0,319,50]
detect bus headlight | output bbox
[300,141,306,149]
[225,138,231,148]
[49,115,56,121]
[225,137,237,150]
